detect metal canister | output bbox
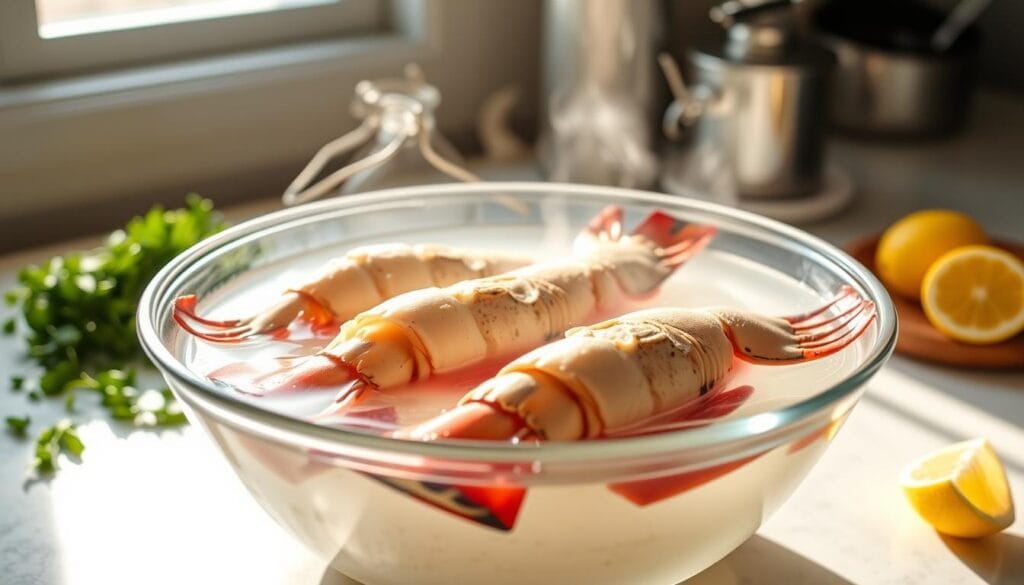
[813,0,979,138]
[538,0,662,188]
[662,1,833,199]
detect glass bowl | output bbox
[138,183,896,585]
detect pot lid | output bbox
[693,0,833,69]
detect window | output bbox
[0,0,384,81]
[0,1,544,253]
[36,1,346,38]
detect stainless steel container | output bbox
[662,1,833,199]
[538,0,662,188]
[813,0,979,138]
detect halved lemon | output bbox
[921,245,1024,344]
[900,438,1015,538]
[875,210,988,300]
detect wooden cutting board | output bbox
[846,236,1024,369]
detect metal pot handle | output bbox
[710,0,796,26]
[658,53,718,141]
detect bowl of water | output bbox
[138,183,896,584]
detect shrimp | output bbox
[173,243,531,342]
[222,206,717,408]
[404,286,875,441]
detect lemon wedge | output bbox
[921,245,1024,344]
[901,438,1015,538]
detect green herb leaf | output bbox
[4,288,23,306]
[59,429,85,458]
[34,449,54,473]
[5,196,226,475]
[8,195,225,370]
[40,360,78,396]
[5,416,30,437]
[33,420,83,472]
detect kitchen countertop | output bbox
[2,90,1023,584]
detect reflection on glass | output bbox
[35,0,338,38]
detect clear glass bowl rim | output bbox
[137,182,897,472]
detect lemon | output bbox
[921,245,1024,344]
[875,210,988,300]
[901,438,1015,538]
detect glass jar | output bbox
[283,65,476,206]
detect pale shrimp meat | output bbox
[173,243,531,342]
[404,286,875,441]
[218,206,717,410]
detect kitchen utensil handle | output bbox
[710,0,795,26]
[931,0,992,52]
[659,53,717,140]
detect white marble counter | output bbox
[2,91,1023,584]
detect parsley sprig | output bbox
[34,419,84,473]
[69,368,187,426]
[4,195,226,473]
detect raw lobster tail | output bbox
[173,292,332,343]
[406,287,875,442]
[716,285,876,363]
[173,244,531,343]
[210,207,717,411]
[630,210,718,269]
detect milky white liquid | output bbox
[179,221,874,584]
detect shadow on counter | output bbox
[942,532,1024,585]
[317,534,853,585]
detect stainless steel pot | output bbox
[813,0,980,138]
[661,0,833,200]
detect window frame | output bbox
[0,0,544,253]
[0,0,386,82]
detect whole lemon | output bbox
[875,210,988,300]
